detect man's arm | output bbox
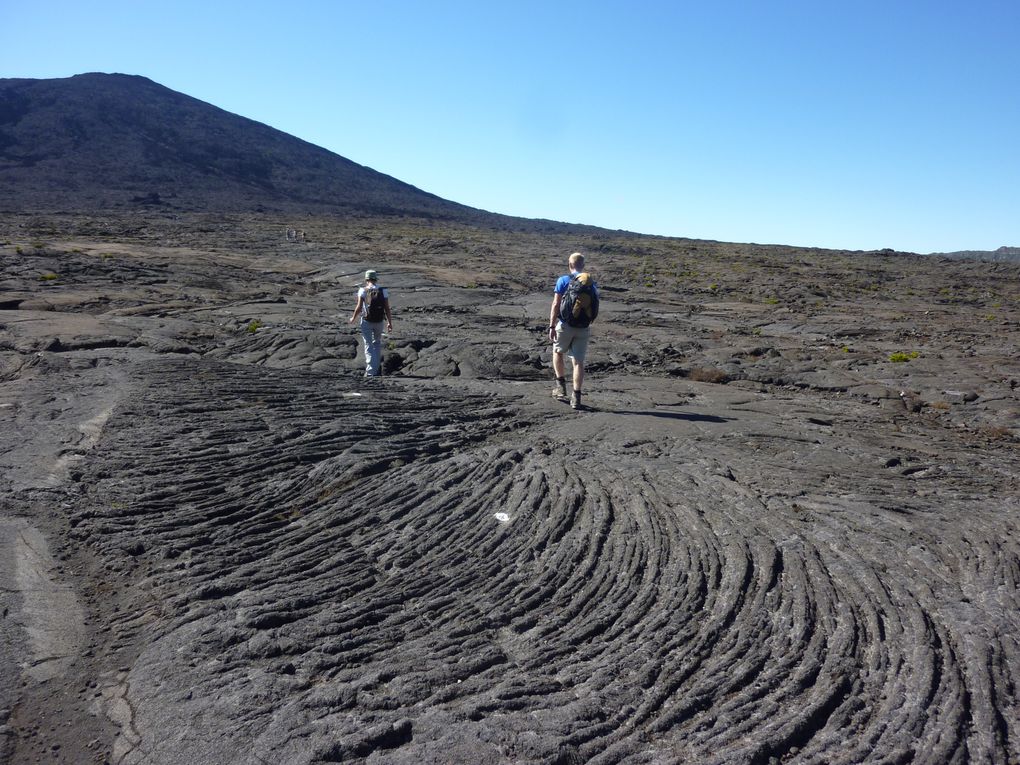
[549,293,562,338]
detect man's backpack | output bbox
[559,273,599,328]
[364,286,387,322]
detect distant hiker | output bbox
[549,252,599,409]
[349,269,392,377]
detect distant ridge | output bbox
[930,246,1020,263]
[0,73,515,224]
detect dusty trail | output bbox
[1,215,1018,764]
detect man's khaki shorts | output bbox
[553,321,591,363]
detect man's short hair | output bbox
[568,252,585,270]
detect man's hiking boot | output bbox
[570,390,582,410]
[552,377,567,399]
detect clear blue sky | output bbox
[3,1,1018,253]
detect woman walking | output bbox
[348,269,392,376]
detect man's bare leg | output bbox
[571,361,585,409]
[572,362,584,392]
[552,351,567,397]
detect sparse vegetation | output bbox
[889,351,920,363]
[38,272,58,281]
[688,367,729,384]
[246,319,263,334]
[979,425,1014,441]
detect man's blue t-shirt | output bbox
[555,272,599,296]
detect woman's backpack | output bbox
[364,286,387,322]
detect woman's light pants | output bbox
[360,319,385,376]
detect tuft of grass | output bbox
[688,367,729,384]
[246,319,263,334]
[38,273,59,281]
[889,351,920,363]
[978,425,1014,441]
[764,297,780,305]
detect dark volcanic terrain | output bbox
[1,212,1018,764]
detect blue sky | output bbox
[3,1,1018,252]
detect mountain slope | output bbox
[0,73,485,219]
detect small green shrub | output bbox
[39,273,58,281]
[889,351,920,363]
[764,297,780,305]
[246,319,263,334]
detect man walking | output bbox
[349,269,392,376]
[549,252,599,409]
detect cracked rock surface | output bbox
[1,213,1018,764]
